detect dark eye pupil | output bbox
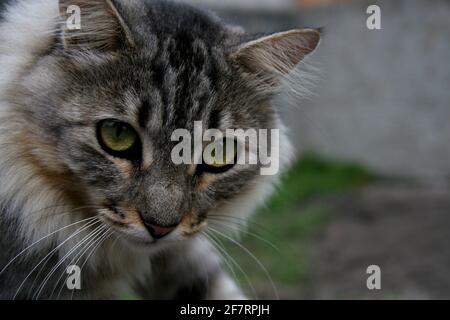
[115,125,125,139]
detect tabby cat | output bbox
[0,0,320,299]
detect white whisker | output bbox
[50,225,108,299]
[34,224,106,300]
[204,230,257,299]
[209,218,281,254]
[201,233,239,286]
[70,228,113,300]
[61,227,110,299]
[208,226,279,300]
[0,215,98,277]
[12,218,101,300]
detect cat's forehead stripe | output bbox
[134,35,222,131]
[138,99,151,129]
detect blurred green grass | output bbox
[218,153,374,295]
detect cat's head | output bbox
[11,0,320,246]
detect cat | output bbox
[0,0,320,299]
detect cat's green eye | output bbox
[201,138,237,173]
[97,120,140,159]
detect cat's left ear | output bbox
[58,0,134,51]
[231,29,320,87]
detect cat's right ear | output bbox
[231,29,320,88]
[58,0,134,52]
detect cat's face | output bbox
[13,0,319,246]
[34,51,269,245]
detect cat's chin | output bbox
[97,215,154,247]
[107,223,187,251]
[118,231,155,247]
[115,229,186,255]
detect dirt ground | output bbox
[267,181,450,299]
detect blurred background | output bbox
[182,0,450,299]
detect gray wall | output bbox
[287,0,450,179]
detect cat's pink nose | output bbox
[145,223,177,239]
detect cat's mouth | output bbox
[99,211,155,245]
[98,207,206,245]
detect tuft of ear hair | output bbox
[232,29,321,87]
[58,0,133,51]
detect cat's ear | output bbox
[58,0,134,51]
[231,29,320,87]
